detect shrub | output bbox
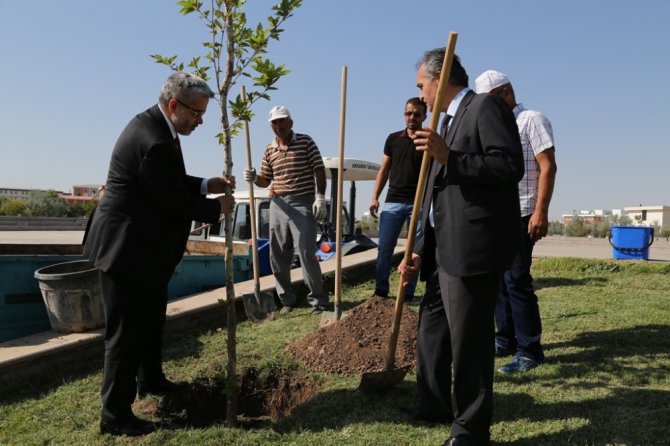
[564,217,587,237]
[25,190,67,217]
[548,221,563,235]
[0,199,26,216]
[358,215,379,232]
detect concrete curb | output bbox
[0,246,395,381]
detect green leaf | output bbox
[228,93,254,122]
[229,122,243,138]
[187,56,201,68]
[177,0,201,15]
[150,54,179,68]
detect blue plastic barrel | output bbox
[608,226,654,260]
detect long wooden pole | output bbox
[241,86,261,290]
[335,66,347,320]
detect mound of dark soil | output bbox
[286,296,418,374]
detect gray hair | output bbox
[417,48,469,87]
[158,72,214,106]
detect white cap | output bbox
[474,70,511,94]
[268,105,291,122]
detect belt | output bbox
[272,193,311,198]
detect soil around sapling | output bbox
[138,366,322,429]
[137,296,418,427]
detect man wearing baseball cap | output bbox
[475,70,558,374]
[244,106,329,314]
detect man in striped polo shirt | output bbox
[244,106,329,314]
[475,70,558,374]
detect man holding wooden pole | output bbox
[401,50,524,446]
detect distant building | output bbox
[0,185,104,206]
[70,184,102,198]
[0,187,32,201]
[623,205,670,229]
[561,205,670,230]
[562,209,614,225]
[60,184,105,206]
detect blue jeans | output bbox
[375,202,419,298]
[494,214,544,361]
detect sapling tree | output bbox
[151,0,302,426]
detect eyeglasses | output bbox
[174,98,206,119]
[404,111,425,118]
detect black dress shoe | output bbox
[100,416,157,436]
[443,436,480,446]
[401,407,452,424]
[137,378,188,397]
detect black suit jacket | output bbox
[415,91,523,277]
[83,105,221,286]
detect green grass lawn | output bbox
[1,257,669,445]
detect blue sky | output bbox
[1,0,669,220]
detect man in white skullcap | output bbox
[475,70,558,374]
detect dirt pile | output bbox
[286,296,418,374]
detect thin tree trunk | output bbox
[222,0,237,428]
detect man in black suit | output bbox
[400,50,524,446]
[84,72,235,436]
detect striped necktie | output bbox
[422,114,452,227]
[440,114,452,138]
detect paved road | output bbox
[0,231,85,244]
[1,232,668,262]
[533,235,670,262]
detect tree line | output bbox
[358,213,670,239]
[5,192,668,239]
[0,190,97,218]
[549,214,670,238]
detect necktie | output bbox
[422,114,452,227]
[440,114,452,138]
[174,135,186,174]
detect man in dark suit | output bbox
[84,72,235,436]
[400,50,524,446]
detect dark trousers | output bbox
[99,270,168,423]
[417,268,499,445]
[495,214,544,361]
[416,271,453,420]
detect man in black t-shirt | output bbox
[369,97,426,301]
